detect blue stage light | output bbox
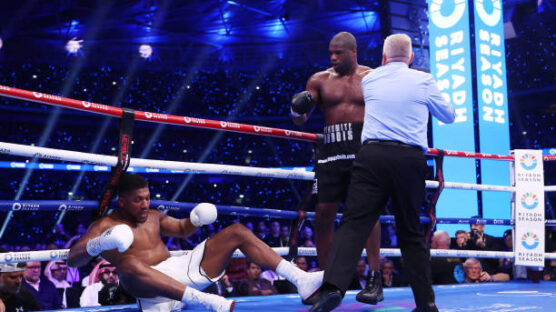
[139,44,153,58]
[65,37,83,55]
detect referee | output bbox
[310,33,455,312]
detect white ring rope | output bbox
[0,142,314,181]
[545,185,556,192]
[0,248,554,264]
[424,181,515,193]
[2,141,552,193]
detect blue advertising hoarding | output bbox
[428,0,478,234]
[473,0,511,236]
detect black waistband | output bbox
[363,139,421,150]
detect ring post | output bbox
[96,108,135,218]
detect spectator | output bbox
[453,230,469,250]
[80,257,101,287]
[462,258,509,283]
[22,261,63,309]
[98,282,135,306]
[348,258,368,290]
[44,260,72,307]
[264,221,282,247]
[238,261,278,296]
[80,260,118,307]
[381,259,405,287]
[468,220,501,251]
[468,218,503,274]
[255,221,268,240]
[430,231,462,284]
[300,225,315,247]
[294,257,309,272]
[202,274,237,297]
[0,262,40,312]
[279,225,290,247]
[63,236,83,286]
[382,224,398,248]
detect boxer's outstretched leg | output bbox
[202,223,323,300]
[116,256,234,312]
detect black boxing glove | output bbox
[291,91,314,116]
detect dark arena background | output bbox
[0,1,555,311]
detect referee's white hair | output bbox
[383,33,412,61]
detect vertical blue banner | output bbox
[474,0,511,236]
[428,0,478,235]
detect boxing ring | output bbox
[1,85,555,311]
[36,282,556,312]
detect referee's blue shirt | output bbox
[361,62,455,151]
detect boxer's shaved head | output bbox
[330,32,357,51]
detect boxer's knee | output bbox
[225,223,252,243]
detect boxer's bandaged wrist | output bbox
[86,238,102,257]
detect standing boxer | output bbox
[310,33,455,312]
[291,31,383,304]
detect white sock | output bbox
[275,259,305,287]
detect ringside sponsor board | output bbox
[513,150,545,267]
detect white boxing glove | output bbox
[86,224,134,257]
[190,203,217,227]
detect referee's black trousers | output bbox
[323,142,435,306]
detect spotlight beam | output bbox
[227,1,275,18]
[171,54,278,202]
[140,48,210,159]
[218,4,232,35]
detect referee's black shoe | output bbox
[308,284,343,312]
[356,270,384,304]
[412,302,439,312]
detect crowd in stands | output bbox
[3,203,554,306]
[1,215,555,309]
[0,44,554,309]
